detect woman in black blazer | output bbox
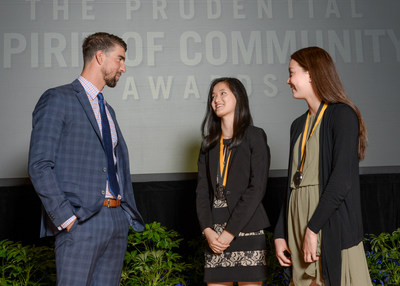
[274,47,371,286]
[196,77,271,286]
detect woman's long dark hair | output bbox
[200,77,253,152]
[291,46,367,160]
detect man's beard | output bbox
[104,70,120,88]
[105,74,118,87]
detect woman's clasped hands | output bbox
[203,227,235,254]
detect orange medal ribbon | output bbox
[219,135,232,187]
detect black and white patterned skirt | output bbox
[203,197,268,282]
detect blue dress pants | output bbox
[54,206,129,286]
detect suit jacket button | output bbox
[226,190,231,195]
[103,167,107,172]
[101,190,105,195]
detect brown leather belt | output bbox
[103,198,120,208]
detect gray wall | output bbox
[1,0,399,180]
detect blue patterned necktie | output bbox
[98,92,120,198]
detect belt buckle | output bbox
[107,199,111,207]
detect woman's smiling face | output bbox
[287,59,314,100]
[211,81,237,120]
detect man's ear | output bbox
[94,50,104,65]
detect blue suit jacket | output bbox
[28,79,144,237]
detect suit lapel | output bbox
[225,146,237,188]
[209,143,219,193]
[72,80,103,144]
[110,106,124,167]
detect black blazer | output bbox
[196,126,271,237]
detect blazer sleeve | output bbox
[225,128,270,236]
[28,89,75,228]
[308,105,360,233]
[195,148,213,231]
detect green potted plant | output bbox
[365,228,400,285]
[0,239,56,285]
[120,222,190,286]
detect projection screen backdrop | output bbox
[1,0,399,180]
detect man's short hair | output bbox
[82,32,127,65]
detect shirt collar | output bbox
[78,76,102,100]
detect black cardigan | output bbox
[196,126,271,237]
[274,103,364,286]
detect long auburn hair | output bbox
[291,46,367,160]
[201,77,253,152]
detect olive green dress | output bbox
[288,115,371,286]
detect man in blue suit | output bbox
[28,32,144,285]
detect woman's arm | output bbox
[196,149,232,253]
[308,104,360,233]
[195,149,213,233]
[275,238,292,267]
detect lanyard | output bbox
[217,136,232,187]
[296,102,328,174]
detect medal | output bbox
[293,170,303,188]
[216,184,225,200]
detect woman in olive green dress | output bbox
[274,47,371,286]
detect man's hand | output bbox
[66,217,77,232]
